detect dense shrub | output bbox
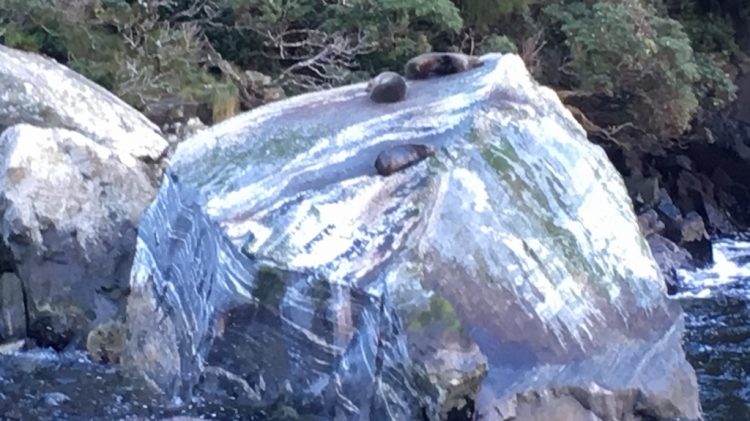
[543,2,699,139]
[0,0,231,117]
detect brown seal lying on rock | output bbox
[375,144,435,176]
[404,52,484,80]
[367,71,407,103]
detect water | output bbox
[676,236,750,420]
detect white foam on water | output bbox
[674,238,750,298]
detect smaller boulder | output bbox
[681,211,708,243]
[680,211,712,267]
[637,209,665,237]
[0,124,159,350]
[655,190,684,242]
[625,174,659,210]
[86,321,127,364]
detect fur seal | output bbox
[375,144,435,176]
[404,52,484,80]
[367,71,407,103]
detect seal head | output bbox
[367,71,407,103]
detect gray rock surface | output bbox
[124,53,701,420]
[0,44,168,162]
[0,44,169,349]
[0,272,26,342]
[0,124,159,348]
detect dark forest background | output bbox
[1,0,747,153]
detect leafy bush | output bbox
[0,0,232,119]
[544,1,703,144]
[662,3,739,109]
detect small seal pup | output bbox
[404,52,484,80]
[375,144,435,176]
[367,71,407,103]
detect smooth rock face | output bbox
[0,44,168,162]
[0,124,159,348]
[125,53,701,419]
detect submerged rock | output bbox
[124,53,701,419]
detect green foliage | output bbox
[0,0,745,151]
[661,2,739,109]
[0,0,231,117]
[190,0,464,89]
[544,1,701,140]
[407,295,462,332]
[692,52,737,108]
[456,0,531,30]
[476,34,518,55]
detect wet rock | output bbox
[681,211,712,267]
[625,174,660,210]
[196,366,262,405]
[27,311,79,351]
[0,44,167,162]
[645,234,693,293]
[0,272,26,342]
[0,340,25,355]
[86,321,127,364]
[681,211,708,243]
[637,209,665,237]
[43,392,70,406]
[367,72,407,103]
[0,124,160,349]
[656,190,684,242]
[374,144,435,176]
[124,53,700,419]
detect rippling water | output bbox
[676,236,750,420]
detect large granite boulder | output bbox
[0,45,168,348]
[124,53,701,420]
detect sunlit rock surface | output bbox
[0,44,168,349]
[0,44,167,162]
[0,125,159,348]
[125,53,701,420]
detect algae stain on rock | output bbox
[408,295,463,333]
[181,126,328,190]
[253,265,289,309]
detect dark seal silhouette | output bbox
[404,52,484,80]
[367,71,407,103]
[375,144,435,176]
